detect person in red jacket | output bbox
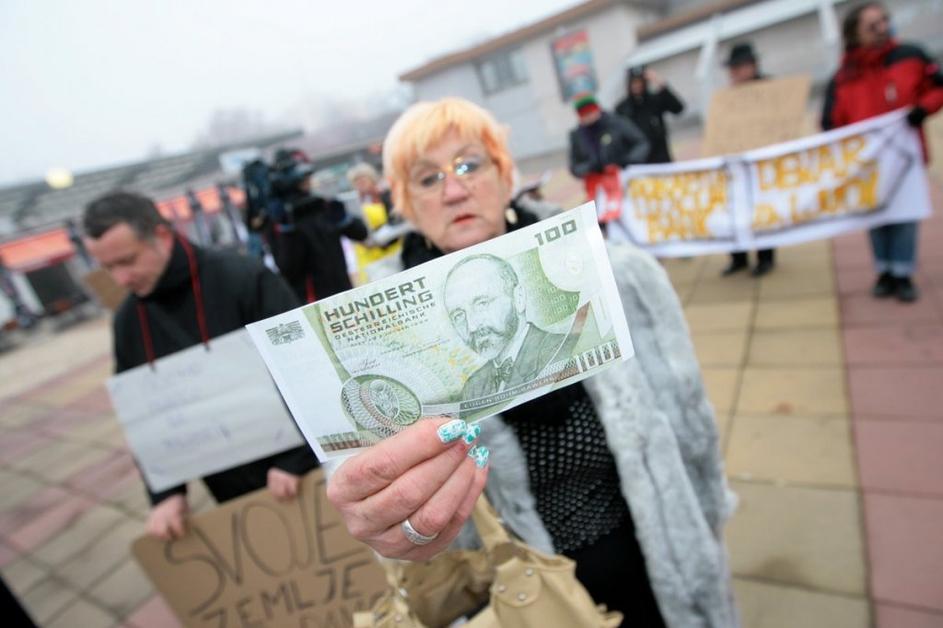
[822,2,943,302]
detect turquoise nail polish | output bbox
[462,423,481,445]
[437,419,467,443]
[468,445,490,469]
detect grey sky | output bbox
[0,0,577,186]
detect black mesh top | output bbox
[501,382,630,553]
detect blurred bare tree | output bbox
[192,108,289,148]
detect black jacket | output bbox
[271,195,368,303]
[615,86,684,163]
[113,239,317,505]
[567,112,651,179]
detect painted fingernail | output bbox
[468,445,490,469]
[462,423,481,445]
[437,419,467,443]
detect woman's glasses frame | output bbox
[407,152,494,197]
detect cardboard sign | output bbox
[82,268,128,311]
[133,470,387,627]
[107,329,304,492]
[702,75,811,156]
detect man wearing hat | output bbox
[615,67,685,164]
[721,41,777,277]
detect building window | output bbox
[476,48,528,94]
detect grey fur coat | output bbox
[365,242,739,628]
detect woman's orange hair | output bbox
[382,98,514,221]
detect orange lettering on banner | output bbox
[752,133,880,233]
[751,203,783,230]
[630,170,729,243]
[755,133,868,192]
[815,162,879,216]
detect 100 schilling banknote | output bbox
[247,203,634,460]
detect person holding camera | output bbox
[267,150,369,303]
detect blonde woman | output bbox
[327,98,738,628]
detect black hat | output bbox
[725,42,758,67]
[626,65,646,80]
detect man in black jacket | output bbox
[615,67,685,164]
[568,93,650,180]
[84,191,318,540]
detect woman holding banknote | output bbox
[326,98,737,628]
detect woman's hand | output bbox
[326,417,488,561]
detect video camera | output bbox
[242,148,314,228]
[242,148,348,230]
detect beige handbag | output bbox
[354,497,623,628]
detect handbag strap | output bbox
[470,495,512,551]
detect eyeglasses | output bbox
[408,153,492,196]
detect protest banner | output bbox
[106,329,304,492]
[614,109,933,256]
[133,470,387,628]
[702,75,811,156]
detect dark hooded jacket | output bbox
[615,84,685,164]
[567,112,650,179]
[270,194,368,303]
[113,238,317,505]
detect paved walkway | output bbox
[0,182,941,626]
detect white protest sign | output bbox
[106,329,304,492]
[614,110,933,256]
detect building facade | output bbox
[399,0,663,161]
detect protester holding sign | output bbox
[720,42,777,277]
[83,192,319,540]
[326,98,736,628]
[568,93,650,224]
[822,1,943,302]
[615,66,685,164]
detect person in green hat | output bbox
[567,93,649,228]
[567,92,649,180]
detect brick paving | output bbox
[0,175,940,626]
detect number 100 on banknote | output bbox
[247,203,634,460]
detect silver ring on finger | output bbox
[401,518,439,546]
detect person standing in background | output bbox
[720,42,777,278]
[568,93,650,228]
[822,1,943,302]
[615,66,685,164]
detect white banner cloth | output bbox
[611,110,933,256]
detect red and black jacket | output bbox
[822,40,943,160]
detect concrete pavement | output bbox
[1,181,941,626]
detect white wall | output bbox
[409,3,661,160]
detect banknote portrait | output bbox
[444,254,566,400]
